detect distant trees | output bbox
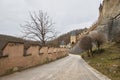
[21,10,56,46]
[79,36,93,57]
[47,28,87,47]
[88,31,107,51]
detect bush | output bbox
[79,36,93,57]
[88,31,107,51]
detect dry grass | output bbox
[81,42,120,80]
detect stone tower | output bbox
[70,31,77,44]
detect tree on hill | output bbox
[21,10,57,46]
[88,31,107,51]
[47,28,87,47]
[79,36,93,57]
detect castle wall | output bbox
[0,42,68,76]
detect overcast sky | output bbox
[0,0,103,37]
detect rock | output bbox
[101,58,104,60]
[96,0,120,42]
[13,67,19,72]
[112,64,119,68]
[113,71,116,74]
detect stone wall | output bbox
[97,0,120,42]
[0,42,68,76]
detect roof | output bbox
[71,31,76,36]
[24,41,41,50]
[60,41,66,45]
[0,34,41,54]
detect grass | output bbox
[80,42,120,80]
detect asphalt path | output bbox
[0,54,110,80]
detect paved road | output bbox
[0,54,110,80]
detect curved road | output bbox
[0,54,110,80]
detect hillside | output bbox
[81,43,120,80]
[47,28,87,47]
[79,0,120,80]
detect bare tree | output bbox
[88,31,107,51]
[79,36,93,57]
[21,10,57,46]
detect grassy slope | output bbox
[81,42,120,80]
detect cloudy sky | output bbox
[0,0,103,37]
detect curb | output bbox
[80,56,111,80]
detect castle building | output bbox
[70,31,77,44]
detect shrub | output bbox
[88,31,107,51]
[79,36,93,57]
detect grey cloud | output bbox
[0,0,103,36]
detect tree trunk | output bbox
[90,48,93,57]
[87,50,90,57]
[97,42,100,53]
